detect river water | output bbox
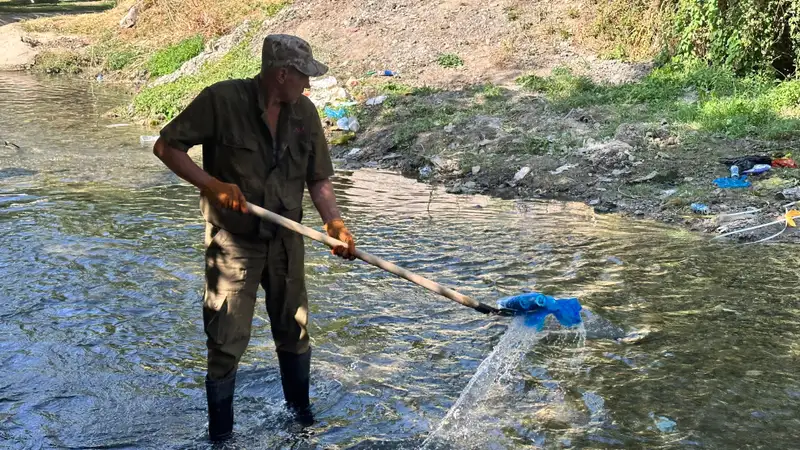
[1,72,798,449]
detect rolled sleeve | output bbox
[305,107,335,182]
[159,87,216,152]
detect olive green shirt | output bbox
[159,75,334,238]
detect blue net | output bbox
[496,293,583,330]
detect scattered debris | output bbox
[513,166,531,182]
[781,187,800,200]
[660,188,678,198]
[443,124,455,133]
[772,158,797,168]
[630,170,659,184]
[714,176,751,189]
[366,95,387,106]
[691,203,711,214]
[346,147,362,158]
[324,106,348,120]
[574,139,635,170]
[753,176,794,191]
[336,117,360,132]
[139,135,159,146]
[105,123,130,128]
[472,165,481,175]
[650,413,677,433]
[550,163,577,175]
[742,164,771,175]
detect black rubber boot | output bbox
[277,348,314,427]
[205,370,236,442]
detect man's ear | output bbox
[275,67,288,84]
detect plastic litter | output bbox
[730,165,740,178]
[139,135,159,146]
[743,164,771,175]
[772,158,797,168]
[324,106,347,120]
[691,203,711,214]
[310,76,338,89]
[714,176,751,189]
[379,70,395,76]
[720,155,771,172]
[336,117,360,132]
[496,292,583,330]
[649,413,677,433]
[513,166,531,182]
[366,95,387,106]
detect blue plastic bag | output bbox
[497,292,583,330]
[713,176,751,189]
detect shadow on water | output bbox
[0,72,799,449]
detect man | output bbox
[153,34,356,442]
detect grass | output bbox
[146,35,204,77]
[132,31,260,120]
[0,0,114,14]
[32,50,87,74]
[23,0,288,47]
[517,61,800,140]
[437,53,464,68]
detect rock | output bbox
[781,187,800,200]
[574,139,635,170]
[463,181,476,189]
[593,201,617,214]
[346,147,362,158]
[513,166,531,182]
[630,170,658,184]
[472,165,481,175]
[120,4,139,29]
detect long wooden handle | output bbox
[246,202,500,315]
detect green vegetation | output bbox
[437,53,464,68]
[517,62,800,139]
[671,0,800,77]
[146,35,205,77]
[593,0,800,76]
[0,0,114,14]
[32,50,87,75]
[133,37,260,120]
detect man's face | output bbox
[279,67,310,104]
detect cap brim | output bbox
[296,59,328,77]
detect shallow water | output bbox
[1,72,799,449]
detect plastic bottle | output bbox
[730,165,740,178]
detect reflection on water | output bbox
[1,72,798,449]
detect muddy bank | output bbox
[324,85,800,244]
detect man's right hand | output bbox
[200,178,249,214]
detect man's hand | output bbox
[201,178,249,214]
[323,218,356,260]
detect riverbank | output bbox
[4,0,800,243]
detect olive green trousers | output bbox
[202,223,310,380]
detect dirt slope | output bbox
[254,0,651,89]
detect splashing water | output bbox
[421,317,587,449]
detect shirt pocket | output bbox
[216,135,264,195]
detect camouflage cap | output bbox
[261,34,328,77]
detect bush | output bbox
[146,35,205,77]
[670,0,800,77]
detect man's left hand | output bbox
[323,218,356,260]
